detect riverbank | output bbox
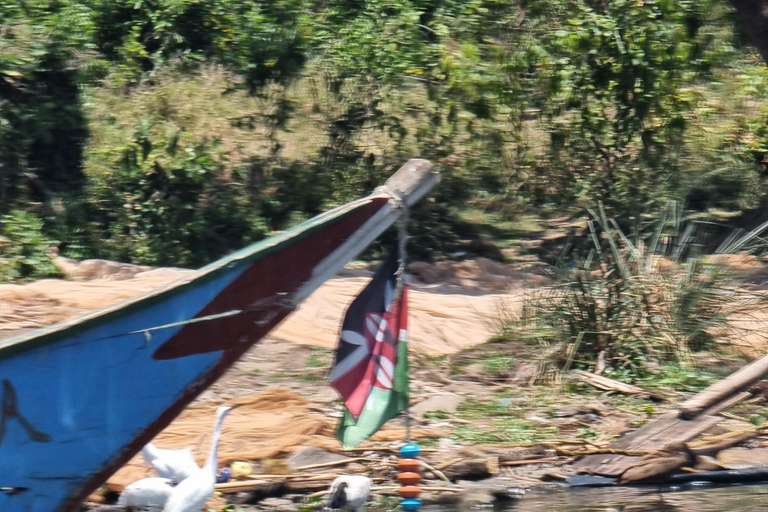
[79,331,768,512]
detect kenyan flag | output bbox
[329,248,409,448]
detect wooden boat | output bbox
[0,159,438,512]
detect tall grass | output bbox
[524,204,768,379]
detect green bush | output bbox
[84,119,268,267]
[0,210,62,282]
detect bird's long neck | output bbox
[203,410,228,473]
[141,442,157,459]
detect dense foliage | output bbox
[1,0,767,272]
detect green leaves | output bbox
[0,210,62,282]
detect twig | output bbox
[419,460,451,482]
[719,411,752,423]
[500,458,562,466]
[435,457,464,470]
[557,448,649,456]
[295,457,368,471]
[690,427,758,446]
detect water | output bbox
[413,483,768,511]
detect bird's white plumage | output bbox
[117,477,175,511]
[326,475,371,512]
[161,405,235,512]
[141,443,199,482]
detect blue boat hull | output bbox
[0,160,437,512]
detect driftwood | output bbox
[500,458,562,466]
[679,352,768,419]
[573,410,721,476]
[497,445,554,462]
[574,370,664,400]
[574,361,766,477]
[689,430,759,455]
[419,460,450,482]
[700,391,752,417]
[294,458,367,471]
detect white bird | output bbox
[326,475,372,512]
[141,442,199,482]
[161,405,237,512]
[117,477,176,511]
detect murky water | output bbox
[408,483,768,511]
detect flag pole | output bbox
[396,207,411,443]
[396,208,424,512]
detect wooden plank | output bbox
[574,370,650,397]
[575,357,763,477]
[700,391,752,417]
[573,414,721,476]
[679,352,768,419]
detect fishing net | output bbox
[106,388,442,492]
[0,257,517,356]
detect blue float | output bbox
[401,498,422,510]
[400,443,421,458]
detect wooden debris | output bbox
[615,442,694,485]
[574,370,665,400]
[573,410,721,476]
[679,352,768,420]
[419,460,451,482]
[701,391,752,417]
[215,479,283,494]
[294,457,368,471]
[574,358,765,477]
[486,455,500,475]
[498,445,554,462]
[689,427,759,453]
[500,458,562,466]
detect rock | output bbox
[461,363,487,381]
[257,497,299,512]
[286,447,351,468]
[411,393,463,417]
[205,494,229,511]
[555,401,609,418]
[445,381,493,397]
[346,462,366,473]
[421,488,462,505]
[717,447,768,469]
[540,470,568,482]
[510,363,539,386]
[457,477,526,507]
[419,370,454,386]
[498,445,554,462]
[444,460,490,481]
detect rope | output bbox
[395,208,411,443]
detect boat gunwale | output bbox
[0,194,384,358]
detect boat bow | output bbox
[0,159,437,512]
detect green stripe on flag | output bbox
[336,339,409,449]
